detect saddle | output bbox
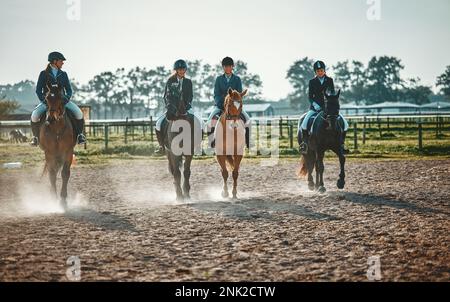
[38,111,78,144]
[299,111,345,136]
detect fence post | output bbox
[289,121,293,149]
[279,117,283,138]
[255,120,260,150]
[378,117,382,138]
[150,116,154,142]
[362,116,366,145]
[353,122,358,150]
[124,117,128,144]
[418,122,423,150]
[104,124,109,150]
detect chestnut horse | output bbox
[215,88,248,199]
[39,83,76,209]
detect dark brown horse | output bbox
[162,93,202,201]
[215,88,247,199]
[39,83,76,209]
[297,90,346,193]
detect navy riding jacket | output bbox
[308,75,335,110]
[214,74,243,110]
[36,68,73,103]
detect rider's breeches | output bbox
[300,110,349,132]
[155,109,203,131]
[31,101,84,123]
[300,110,317,131]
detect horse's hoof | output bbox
[308,183,315,191]
[337,179,345,190]
[221,191,229,198]
[232,195,238,200]
[60,199,68,211]
[183,194,191,200]
[176,196,184,202]
[317,186,326,194]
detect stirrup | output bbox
[30,137,39,147]
[299,142,308,154]
[76,134,86,145]
[154,146,165,155]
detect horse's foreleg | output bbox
[232,156,243,200]
[49,165,57,198]
[183,156,192,199]
[217,156,229,198]
[316,151,326,193]
[173,158,183,202]
[60,153,72,209]
[335,149,346,189]
[306,153,315,191]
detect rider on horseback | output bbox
[299,60,349,154]
[206,57,251,148]
[30,52,86,146]
[154,59,202,155]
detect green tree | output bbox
[286,57,314,110]
[365,56,404,104]
[401,78,432,105]
[436,66,450,99]
[88,72,117,119]
[0,96,20,117]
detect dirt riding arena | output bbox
[0,158,449,281]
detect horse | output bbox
[9,129,28,143]
[162,95,202,201]
[39,83,76,209]
[215,88,248,199]
[297,89,346,193]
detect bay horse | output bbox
[297,89,346,193]
[215,88,248,199]
[39,83,76,209]
[162,95,202,201]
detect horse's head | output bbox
[224,88,247,120]
[324,89,341,131]
[166,94,187,121]
[45,83,65,123]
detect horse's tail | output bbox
[225,155,234,171]
[297,155,308,178]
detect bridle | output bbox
[45,83,66,122]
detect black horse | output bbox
[297,90,346,193]
[161,99,202,201]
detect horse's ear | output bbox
[336,89,341,98]
[240,89,248,97]
[228,88,233,96]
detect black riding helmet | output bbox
[313,60,326,71]
[222,57,234,66]
[48,51,66,62]
[173,59,188,70]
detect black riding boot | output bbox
[245,127,250,149]
[341,131,349,154]
[208,127,216,148]
[30,121,41,146]
[299,129,309,155]
[74,119,86,145]
[154,129,165,155]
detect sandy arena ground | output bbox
[0,158,449,281]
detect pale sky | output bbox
[1,0,449,100]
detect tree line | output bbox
[1,56,450,118]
